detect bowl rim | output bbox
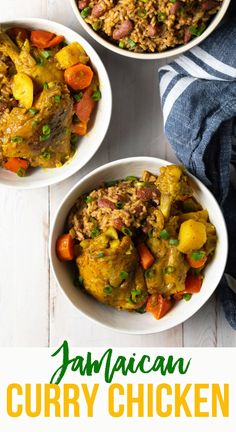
[0,17,112,189]
[49,156,228,334]
[70,0,231,60]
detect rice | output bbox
[68,171,163,240]
[79,0,223,53]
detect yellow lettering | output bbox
[147,384,153,417]
[44,384,61,417]
[7,384,22,417]
[63,384,80,417]
[25,383,41,417]
[212,384,229,417]
[194,384,209,417]
[127,384,144,417]
[108,384,124,417]
[175,384,192,417]
[156,384,172,417]
[82,384,99,417]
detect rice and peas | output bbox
[77,0,223,53]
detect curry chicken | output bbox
[56,165,217,320]
[0,27,101,176]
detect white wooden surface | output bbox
[0,0,234,347]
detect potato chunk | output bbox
[12,72,33,109]
[177,219,207,254]
[55,42,89,69]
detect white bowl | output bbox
[70,0,231,60]
[0,18,112,189]
[50,156,228,334]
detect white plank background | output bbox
[0,0,234,347]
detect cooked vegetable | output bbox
[184,274,203,293]
[179,209,209,223]
[46,35,64,48]
[137,243,155,270]
[72,121,87,136]
[177,219,207,254]
[12,72,33,109]
[56,234,74,261]
[74,85,96,122]
[30,30,56,48]
[4,157,29,174]
[64,63,94,90]
[146,294,173,320]
[186,252,208,269]
[55,42,89,69]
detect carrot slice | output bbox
[137,243,155,270]
[184,274,203,293]
[47,35,65,47]
[72,121,88,136]
[4,157,29,174]
[74,86,96,122]
[174,274,203,301]
[64,64,94,91]
[146,294,173,320]
[56,234,74,261]
[186,254,207,268]
[30,30,55,48]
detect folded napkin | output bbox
[159,16,236,329]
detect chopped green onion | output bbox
[191,250,206,260]
[96,252,105,258]
[71,134,78,145]
[103,286,113,295]
[169,0,177,3]
[183,293,192,302]
[120,271,129,280]
[165,265,176,274]
[74,275,84,287]
[81,7,91,18]
[119,41,125,49]
[189,23,206,37]
[91,227,100,238]
[41,50,51,59]
[137,8,146,17]
[36,56,44,66]
[121,227,132,236]
[92,21,102,31]
[145,268,154,278]
[131,289,142,302]
[16,166,26,177]
[73,92,83,102]
[28,108,39,115]
[158,12,166,22]
[136,304,146,314]
[54,95,61,103]
[42,124,51,136]
[116,201,124,209]
[43,82,49,90]
[105,180,118,187]
[90,216,98,226]
[169,238,179,246]
[147,229,153,239]
[92,90,102,101]
[41,150,51,160]
[11,136,23,143]
[128,39,136,48]
[125,175,138,181]
[85,196,93,204]
[160,229,169,240]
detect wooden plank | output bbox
[0,188,49,346]
[217,294,236,347]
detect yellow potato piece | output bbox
[55,42,89,69]
[177,219,207,254]
[12,72,33,109]
[179,209,209,223]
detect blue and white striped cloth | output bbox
[159,16,236,329]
